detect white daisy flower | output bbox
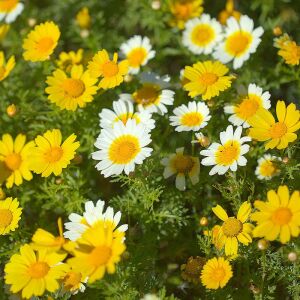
[99,99,155,132]
[213,15,264,69]
[161,147,200,191]
[200,125,251,175]
[120,72,175,115]
[0,0,24,24]
[120,35,155,74]
[170,101,211,132]
[64,199,128,241]
[224,83,271,128]
[92,119,153,177]
[182,14,223,55]
[255,154,281,180]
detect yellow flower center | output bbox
[200,72,218,86]
[235,94,261,119]
[269,122,287,139]
[0,0,18,12]
[181,112,203,127]
[212,267,226,282]
[127,47,147,68]
[64,271,82,290]
[133,85,159,106]
[89,245,112,267]
[225,31,252,57]
[259,160,277,177]
[36,37,54,54]
[222,217,243,237]
[5,153,22,171]
[173,155,194,174]
[28,262,50,279]
[0,209,13,227]
[45,146,63,163]
[215,140,241,166]
[191,24,215,46]
[109,135,140,164]
[272,207,292,225]
[62,78,86,98]
[102,61,119,77]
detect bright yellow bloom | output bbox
[0,134,34,188]
[63,266,86,294]
[278,40,300,65]
[76,7,91,29]
[248,100,300,149]
[23,21,60,62]
[183,60,235,100]
[0,24,10,41]
[56,49,84,72]
[251,186,300,244]
[0,197,22,235]
[218,0,241,25]
[30,129,80,177]
[88,49,128,89]
[212,202,253,256]
[168,0,203,29]
[5,244,68,299]
[45,65,98,111]
[68,220,126,283]
[200,257,233,289]
[0,51,15,81]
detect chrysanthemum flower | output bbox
[181,256,206,284]
[251,185,300,244]
[92,119,152,177]
[100,99,155,132]
[0,134,34,188]
[224,83,271,128]
[161,147,200,191]
[120,72,175,115]
[0,197,22,235]
[182,14,222,55]
[200,257,233,289]
[56,49,84,72]
[87,49,128,89]
[170,101,211,132]
[255,154,280,180]
[30,129,80,177]
[64,199,128,241]
[183,60,235,100]
[168,0,203,30]
[63,267,87,295]
[0,24,10,41]
[5,244,68,299]
[0,0,24,23]
[218,0,241,25]
[213,15,264,69]
[200,125,251,175]
[22,21,60,62]
[248,100,300,149]
[212,202,253,255]
[278,40,300,66]
[45,65,98,111]
[67,220,126,283]
[120,35,155,74]
[76,7,91,29]
[0,51,15,81]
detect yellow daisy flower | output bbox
[278,40,300,66]
[63,267,87,295]
[88,50,128,89]
[0,197,22,235]
[218,0,241,25]
[67,220,126,283]
[5,244,68,299]
[200,257,233,289]
[183,60,235,100]
[251,185,300,244]
[23,21,60,62]
[0,24,10,41]
[168,0,203,30]
[56,49,84,72]
[76,7,91,29]
[30,129,80,177]
[0,134,34,188]
[0,51,15,81]
[248,100,300,150]
[45,65,98,111]
[212,201,253,256]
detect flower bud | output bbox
[282,157,289,164]
[199,217,208,226]
[257,239,269,250]
[6,104,17,117]
[151,0,161,10]
[273,26,282,36]
[288,252,297,262]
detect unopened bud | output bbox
[6,104,17,117]
[288,252,297,262]
[257,239,269,250]
[199,217,208,226]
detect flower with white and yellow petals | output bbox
[255,154,281,180]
